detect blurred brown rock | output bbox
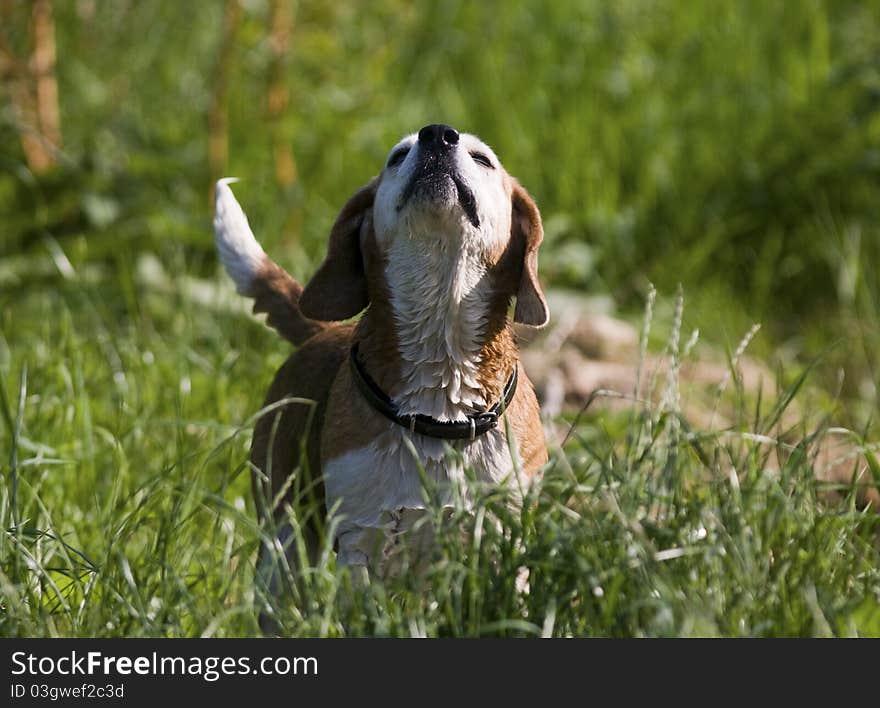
[522,289,878,510]
[812,433,879,510]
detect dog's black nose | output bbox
[418,124,459,150]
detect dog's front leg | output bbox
[335,526,384,586]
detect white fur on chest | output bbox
[324,426,517,569]
[384,222,500,422]
[330,205,517,569]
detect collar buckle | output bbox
[349,343,516,441]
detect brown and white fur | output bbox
[214,124,549,604]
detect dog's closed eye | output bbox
[387,147,410,168]
[469,151,494,169]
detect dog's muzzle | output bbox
[397,123,480,228]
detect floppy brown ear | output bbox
[299,178,378,321]
[511,181,549,327]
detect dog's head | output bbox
[299,124,548,327]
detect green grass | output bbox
[2,0,880,637]
[2,275,878,637]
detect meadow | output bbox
[1,0,879,637]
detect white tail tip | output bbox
[213,178,267,295]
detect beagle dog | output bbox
[214,123,548,598]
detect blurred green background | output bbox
[2,0,879,418]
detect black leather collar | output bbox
[349,342,518,441]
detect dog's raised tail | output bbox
[214,178,325,346]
